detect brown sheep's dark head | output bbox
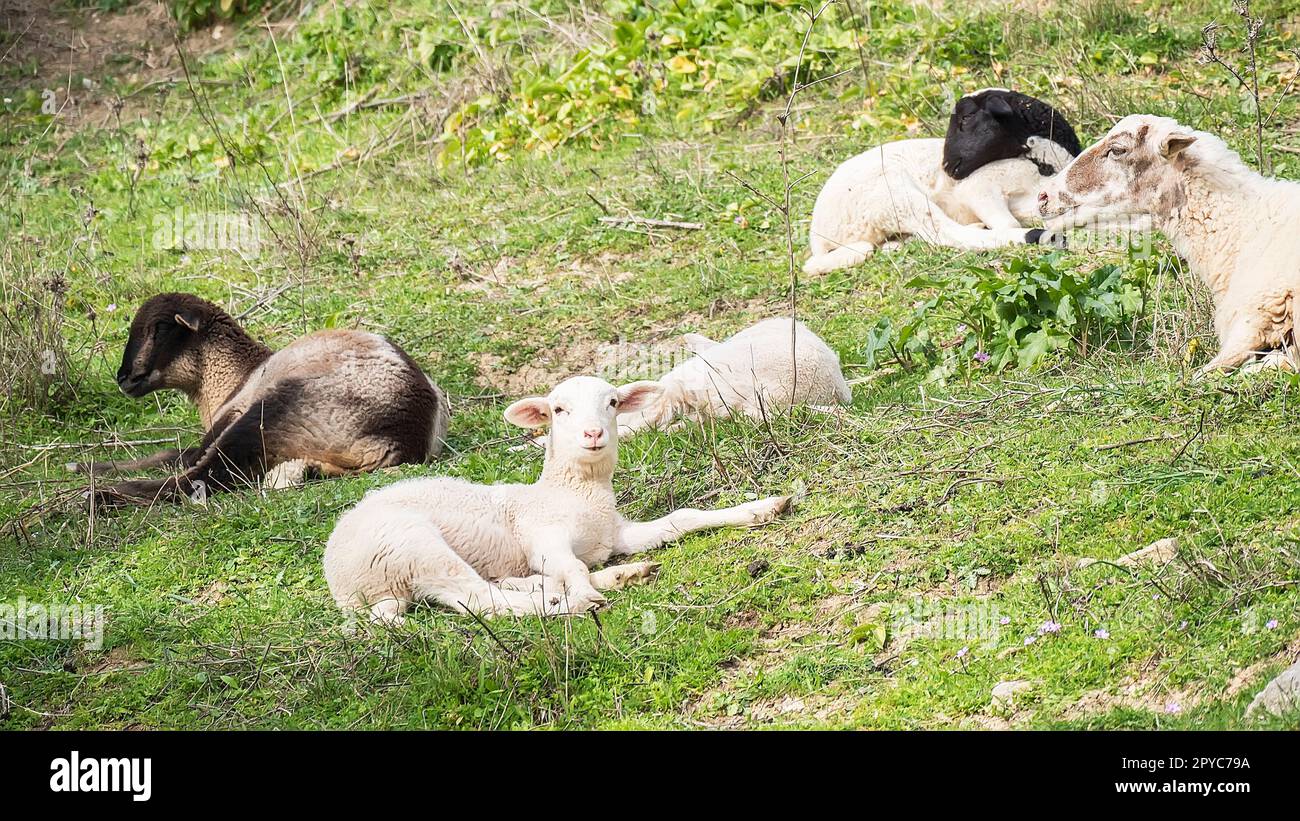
[116,293,216,397]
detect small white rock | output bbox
[1246,659,1300,719]
[991,679,1034,714]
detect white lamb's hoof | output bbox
[368,600,407,626]
[1239,350,1297,375]
[543,588,608,616]
[589,561,661,591]
[741,494,793,526]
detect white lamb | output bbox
[324,375,792,624]
[1038,114,1300,374]
[618,317,852,433]
[805,137,1072,275]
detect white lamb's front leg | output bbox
[614,495,791,555]
[966,192,1024,231]
[528,528,607,613]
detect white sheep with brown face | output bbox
[1038,114,1300,374]
[323,375,791,624]
[77,293,449,505]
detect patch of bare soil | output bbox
[686,591,883,727]
[82,645,149,675]
[472,337,608,395]
[1059,635,1300,722]
[1224,634,1300,699]
[0,0,241,128]
[451,250,639,296]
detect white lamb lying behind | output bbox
[523,318,851,450]
[804,137,1072,275]
[325,376,791,624]
[1038,114,1300,374]
[619,317,853,433]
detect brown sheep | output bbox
[77,293,449,506]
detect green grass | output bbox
[2,0,1300,729]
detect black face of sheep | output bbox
[943,89,1082,180]
[116,293,208,397]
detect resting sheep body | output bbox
[1039,115,1300,374]
[81,293,449,505]
[805,89,1079,275]
[805,137,1072,275]
[324,376,790,624]
[618,317,852,433]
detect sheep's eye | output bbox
[553,406,566,415]
[1106,146,1128,158]
[609,397,618,408]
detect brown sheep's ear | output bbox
[1160,133,1197,158]
[174,312,200,332]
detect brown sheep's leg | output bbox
[90,412,269,508]
[70,447,202,476]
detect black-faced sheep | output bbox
[1038,114,1300,375]
[804,89,1080,274]
[77,293,449,505]
[943,88,1082,179]
[804,139,1072,274]
[324,375,791,623]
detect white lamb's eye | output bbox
[609,397,618,408]
[553,406,567,415]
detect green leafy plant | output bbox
[170,0,277,32]
[863,252,1149,379]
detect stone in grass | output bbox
[1076,537,1178,570]
[1246,659,1300,719]
[991,680,1034,716]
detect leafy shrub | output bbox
[437,0,862,167]
[170,0,278,33]
[862,252,1150,380]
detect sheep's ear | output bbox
[504,397,551,429]
[616,381,663,415]
[1160,132,1197,158]
[986,95,1013,119]
[174,312,200,332]
[682,333,717,354]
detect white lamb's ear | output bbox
[504,397,551,428]
[616,381,663,415]
[682,333,718,354]
[1160,132,1197,158]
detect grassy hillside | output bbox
[2,0,1299,729]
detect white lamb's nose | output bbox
[583,428,605,445]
